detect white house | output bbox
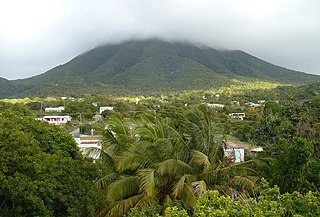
[224,142,245,163]
[40,115,72,125]
[229,113,246,120]
[45,106,65,112]
[99,106,114,114]
[74,138,102,159]
[245,102,262,107]
[75,138,102,151]
[204,103,225,108]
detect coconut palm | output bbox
[183,106,259,196]
[87,108,259,216]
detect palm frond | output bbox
[103,129,118,145]
[106,113,130,136]
[83,146,103,159]
[181,183,197,211]
[133,123,158,141]
[131,140,161,162]
[163,194,173,205]
[156,159,194,176]
[95,173,119,190]
[219,160,259,176]
[153,138,174,158]
[164,123,192,162]
[201,166,219,186]
[106,176,139,203]
[104,194,145,217]
[210,141,225,165]
[135,195,158,208]
[116,152,152,172]
[190,150,211,170]
[137,169,157,197]
[84,147,115,170]
[232,176,257,191]
[173,174,196,198]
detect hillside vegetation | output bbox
[2,80,320,216]
[1,39,319,98]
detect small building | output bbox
[250,147,264,157]
[45,106,65,112]
[74,138,102,159]
[231,101,240,106]
[204,103,225,108]
[245,102,262,107]
[229,112,246,120]
[40,115,71,125]
[99,106,114,114]
[224,142,245,163]
[75,138,102,151]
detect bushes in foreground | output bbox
[126,179,320,217]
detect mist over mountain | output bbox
[1,39,319,98]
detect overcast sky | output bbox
[0,0,319,80]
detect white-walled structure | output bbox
[224,142,245,163]
[45,106,65,112]
[75,138,102,151]
[40,116,71,125]
[205,103,225,108]
[229,113,246,120]
[99,106,114,114]
[74,138,102,159]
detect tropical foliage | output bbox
[0,103,103,216]
[2,79,320,216]
[88,106,258,216]
[163,179,320,217]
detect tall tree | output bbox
[88,107,258,216]
[0,103,103,216]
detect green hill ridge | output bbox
[1,39,319,98]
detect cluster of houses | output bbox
[38,106,114,125]
[38,106,71,125]
[38,104,263,162]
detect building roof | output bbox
[251,147,264,152]
[42,115,71,119]
[225,142,244,149]
[80,141,100,145]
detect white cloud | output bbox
[0,0,319,79]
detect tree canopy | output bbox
[0,103,104,216]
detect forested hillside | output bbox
[0,77,19,99]
[2,39,319,98]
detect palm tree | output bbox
[87,108,259,216]
[183,106,259,197]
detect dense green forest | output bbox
[1,82,320,216]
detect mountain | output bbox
[3,39,320,98]
[0,77,20,99]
